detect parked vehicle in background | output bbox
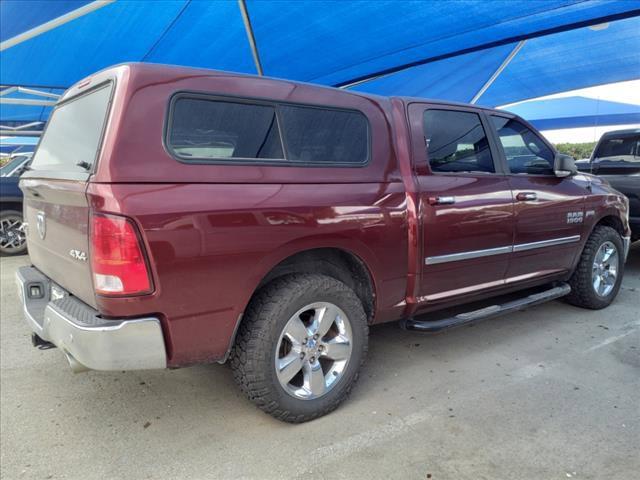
[15,64,631,422]
[577,129,640,241]
[1,151,33,177]
[0,152,32,255]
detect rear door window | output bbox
[423,109,495,173]
[490,116,555,175]
[30,83,112,175]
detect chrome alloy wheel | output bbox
[0,214,26,254]
[275,302,353,400]
[592,241,619,297]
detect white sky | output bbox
[501,80,640,144]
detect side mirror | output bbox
[554,153,577,178]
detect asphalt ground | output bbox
[1,245,639,479]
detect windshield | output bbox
[593,134,640,163]
[0,155,31,177]
[30,83,113,174]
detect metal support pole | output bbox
[0,1,115,52]
[0,87,18,97]
[0,130,43,136]
[0,98,57,107]
[237,0,264,76]
[15,87,61,99]
[0,122,44,131]
[470,40,527,104]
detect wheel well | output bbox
[255,248,375,322]
[594,215,624,236]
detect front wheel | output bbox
[566,226,625,309]
[230,274,368,423]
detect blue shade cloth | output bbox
[0,88,64,122]
[0,136,39,146]
[353,16,640,106]
[501,96,640,130]
[350,44,517,102]
[0,0,91,42]
[0,1,194,88]
[0,104,52,122]
[478,15,640,106]
[0,0,638,123]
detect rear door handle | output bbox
[428,196,456,206]
[516,192,537,201]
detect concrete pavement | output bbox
[1,245,639,479]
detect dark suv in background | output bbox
[577,129,640,241]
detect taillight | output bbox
[90,213,152,296]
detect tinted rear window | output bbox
[167,96,369,166]
[279,105,368,164]
[168,98,284,160]
[30,83,112,174]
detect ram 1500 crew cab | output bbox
[17,64,631,422]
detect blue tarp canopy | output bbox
[502,96,640,130]
[0,135,38,154]
[0,136,38,145]
[1,0,639,123]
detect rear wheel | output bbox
[230,274,368,423]
[566,226,624,309]
[0,210,27,256]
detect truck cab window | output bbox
[423,109,495,174]
[491,116,555,175]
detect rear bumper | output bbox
[16,266,166,372]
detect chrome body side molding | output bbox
[425,235,581,265]
[512,235,581,253]
[424,246,512,265]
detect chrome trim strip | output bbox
[425,246,512,265]
[512,235,581,253]
[425,235,582,265]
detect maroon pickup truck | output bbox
[17,64,631,422]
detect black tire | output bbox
[230,273,368,423]
[565,225,625,309]
[0,210,27,256]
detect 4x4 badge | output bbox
[69,249,87,262]
[36,211,46,240]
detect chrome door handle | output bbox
[516,192,537,201]
[428,196,456,205]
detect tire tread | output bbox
[565,225,623,310]
[229,274,368,423]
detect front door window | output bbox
[490,116,554,175]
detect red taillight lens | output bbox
[90,213,152,296]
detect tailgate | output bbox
[22,178,96,308]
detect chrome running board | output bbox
[401,283,571,333]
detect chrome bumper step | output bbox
[401,283,571,333]
[17,266,167,372]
